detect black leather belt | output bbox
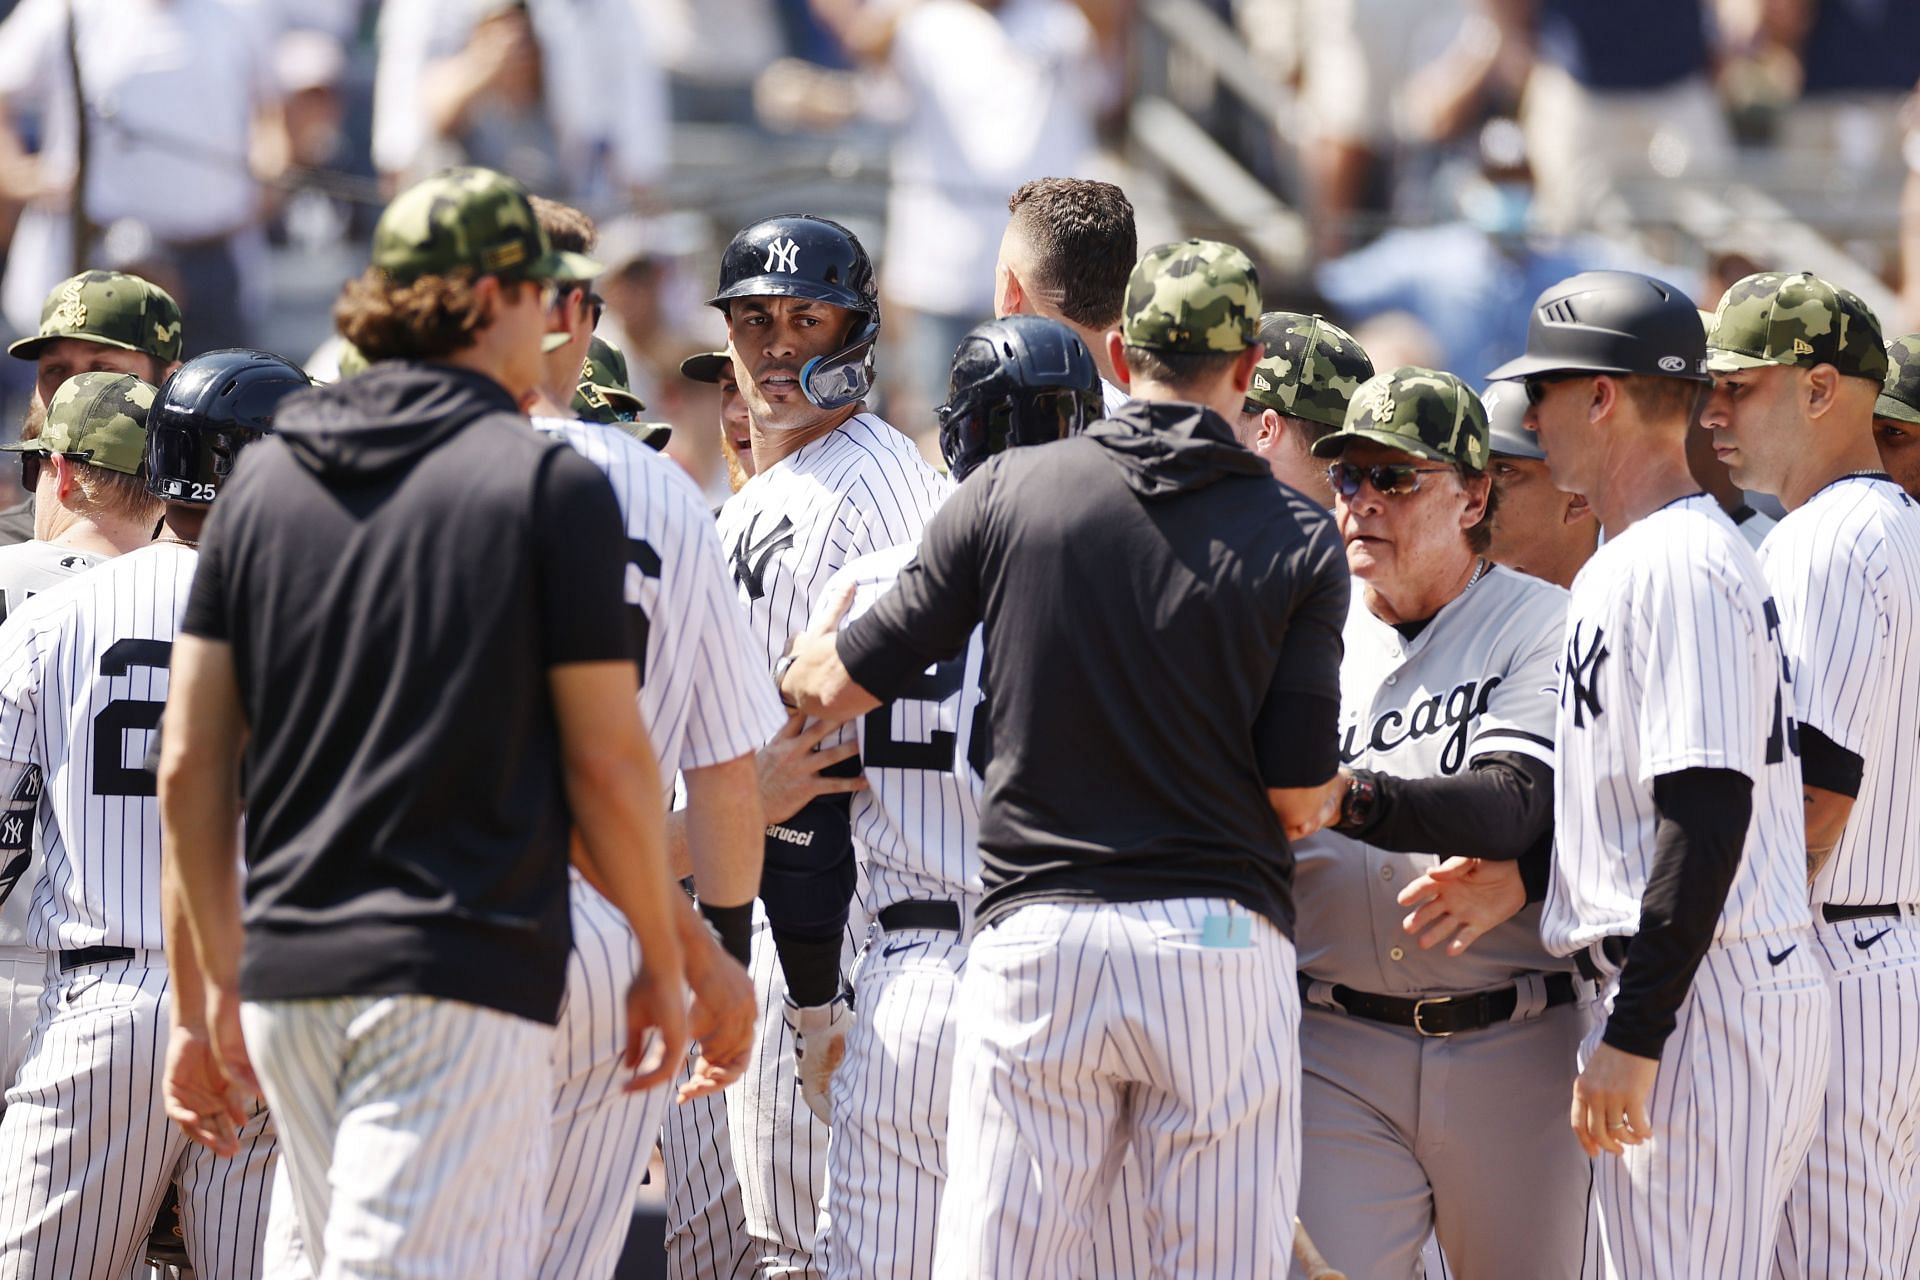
[1574,935,1632,983]
[877,900,961,932]
[1822,903,1905,924]
[59,945,136,973]
[1301,971,1581,1038]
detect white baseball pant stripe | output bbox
[242,994,552,1280]
[663,1056,754,1280]
[0,955,275,1280]
[1588,936,1831,1279]
[932,898,1301,1280]
[820,921,1152,1280]
[0,946,44,1114]
[1774,912,1920,1280]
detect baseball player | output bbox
[1231,311,1374,508]
[1480,380,1598,589]
[682,349,757,490]
[782,240,1351,1278]
[1698,273,1920,1280]
[1288,367,1595,1279]
[993,177,1137,414]
[709,213,951,1278]
[574,335,674,450]
[792,315,1113,1279]
[0,374,161,1103]
[1491,269,1829,1279]
[1875,334,1920,499]
[0,351,307,1280]
[518,192,771,1278]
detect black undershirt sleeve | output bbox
[1798,723,1865,799]
[1342,751,1554,870]
[1602,767,1753,1060]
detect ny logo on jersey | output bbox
[764,236,801,274]
[1562,621,1609,728]
[731,514,795,601]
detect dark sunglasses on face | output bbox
[19,452,39,491]
[1328,461,1455,498]
[1524,373,1584,406]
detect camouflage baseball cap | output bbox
[1311,366,1491,470]
[1121,239,1260,355]
[1706,271,1887,382]
[8,271,183,363]
[571,336,648,419]
[1876,335,1920,426]
[371,167,601,285]
[1246,312,1374,428]
[1,371,155,475]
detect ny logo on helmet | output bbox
[764,237,801,274]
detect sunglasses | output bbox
[1524,373,1586,406]
[19,452,39,491]
[1328,461,1455,498]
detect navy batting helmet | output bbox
[937,316,1102,482]
[146,348,310,504]
[710,214,880,412]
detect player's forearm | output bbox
[1340,754,1553,861]
[1803,786,1855,884]
[683,754,765,909]
[157,757,245,1000]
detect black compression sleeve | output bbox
[1602,768,1752,1060]
[699,899,755,969]
[1343,752,1554,862]
[761,792,858,1005]
[1799,723,1865,799]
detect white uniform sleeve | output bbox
[1763,539,1884,756]
[680,516,786,769]
[0,616,41,768]
[0,0,66,104]
[1467,591,1566,768]
[1635,555,1765,782]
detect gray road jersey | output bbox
[1295,564,1573,994]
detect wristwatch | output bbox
[1334,772,1379,833]
[772,652,799,708]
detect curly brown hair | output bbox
[334,267,497,362]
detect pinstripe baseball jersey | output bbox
[0,541,102,949]
[1542,495,1811,956]
[715,414,952,668]
[0,541,196,952]
[812,544,984,910]
[533,417,785,780]
[1758,474,1920,908]
[1295,564,1572,993]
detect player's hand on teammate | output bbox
[623,959,692,1094]
[784,993,853,1125]
[780,583,879,720]
[758,713,866,825]
[677,925,758,1103]
[1570,1042,1658,1158]
[1395,857,1527,956]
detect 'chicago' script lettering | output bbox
[1340,676,1502,775]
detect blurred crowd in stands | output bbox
[0,0,1912,506]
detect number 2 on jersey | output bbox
[93,638,172,798]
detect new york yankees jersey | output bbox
[811,544,985,912]
[1295,565,1571,993]
[715,414,952,669]
[0,541,197,952]
[1757,474,1920,908]
[0,541,102,948]
[1542,496,1810,956]
[533,417,784,781]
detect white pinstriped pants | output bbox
[242,994,553,1280]
[1774,914,1920,1280]
[1587,936,1831,1280]
[932,898,1301,1280]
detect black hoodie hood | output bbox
[1084,398,1269,498]
[272,361,521,477]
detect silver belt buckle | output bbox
[1412,995,1456,1038]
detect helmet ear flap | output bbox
[799,314,880,411]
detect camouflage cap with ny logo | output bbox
[2,371,156,475]
[372,167,601,285]
[1122,239,1261,355]
[1706,270,1888,382]
[8,271,183,364]
[1311,366,1491,470]
[1246,311,1375,428]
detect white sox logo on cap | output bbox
[764,237,801,274]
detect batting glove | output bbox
[784,993,853,1125]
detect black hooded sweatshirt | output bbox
[181,362,632,1025]
[838,399,1350,935]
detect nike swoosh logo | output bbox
[881,939,928,958]
[1854,927,1894,951]
[1767,944,1798,966]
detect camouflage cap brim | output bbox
[586,382,645,413]
[7,330,154,362]
[1704,347,1782,373]
[536,248,603,284]
[1876,391,1920,426]
[620,420,672,450]
[1309,426,1454,463]
[541,331,572,354]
